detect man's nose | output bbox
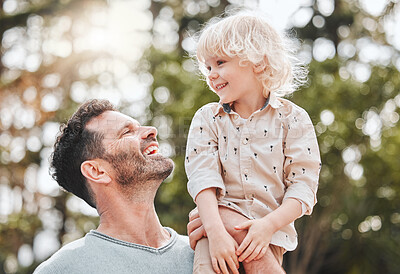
[141,126,157,139]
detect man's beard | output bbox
[103,146,174,189]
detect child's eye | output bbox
[206,66,211,71]
[217,60,225,65]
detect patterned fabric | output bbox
[185,93,321,251]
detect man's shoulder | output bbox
[34,229,194,274]
[163,228,194,272]
[174,233,192,252]
[167,227,191,251]
[34,236,89,274]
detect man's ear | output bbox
[81,160,111,184]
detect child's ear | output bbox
[253,63,266,74]
[81,160,111,185]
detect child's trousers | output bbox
[193,237,285,273]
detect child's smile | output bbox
[215,82,228,90]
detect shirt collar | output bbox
[268,92,284,109]
[212,92,283,116]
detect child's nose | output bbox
[208,71,218,81]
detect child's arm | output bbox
[185,106,226,206]
[234,198,302,262]
[185,106,241,273]
[196,188,239,274]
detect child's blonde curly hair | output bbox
[195,10,308,97]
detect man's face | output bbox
[86,111,174,187]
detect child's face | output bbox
[203,55,263,105]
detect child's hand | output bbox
[234,218,274,263]
[208,229,239,274]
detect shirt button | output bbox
[242,138,248,145]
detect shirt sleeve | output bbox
[283,107,321,215]
[185,107,225,201]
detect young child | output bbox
[185,11,321,274]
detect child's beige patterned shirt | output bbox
[185,93,321,251]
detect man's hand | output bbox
[208,228,239,274]
[187,209,206,250]
[234,218,274,263]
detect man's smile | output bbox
[143,144,159,156]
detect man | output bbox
[34,99,194,273]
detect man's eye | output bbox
[122,130,131,135]
[217,60,225,65]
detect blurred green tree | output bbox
[0,0,399,273]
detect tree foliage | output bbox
[0,0,399,273]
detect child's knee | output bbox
[243,246,285,274]
[218,206,249,242]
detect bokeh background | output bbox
[0,0,399,273]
